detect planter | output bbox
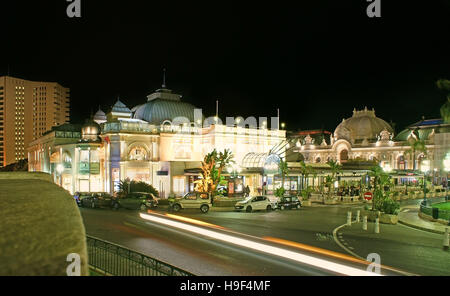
[361,209,398,224]
[302,200,312,207]
[379,213,398,224]
[324,199,338,205]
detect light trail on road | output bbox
[164,213,227,230]
[140,212,381,276]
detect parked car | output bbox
[234,196,275,212]
[79,192,118,209]
[170,192,211,213]
[277,196,302,210]
[117,192,159,211]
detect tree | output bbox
[323,160,342,202]
[194,149,234,195]
[117,178,159,198]
[299,161,314,190]
[0,159,28,172]
[369,165,391,211]
[405,138,427,171]
[279,159,289,190]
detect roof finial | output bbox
[162,68,166,88]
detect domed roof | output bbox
[334,108,393,142]
[132,88,198,125]
[93,108,107,124]
[80,119,101,142]
[111,99,131,114]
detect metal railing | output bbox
[87,236,195,276]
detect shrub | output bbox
[275,187,286,198]
[131,181,159,196]
[118,179,159,198]
[381,198,400,215]
[301,186,313,201]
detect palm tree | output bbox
[299,161,314,191]
[325,160,342,201]
[405,138,427,171]
[369,165,391,211]
[278,159,289,193]
[194,149,235,195]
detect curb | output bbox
[397,219,445,235]
[398,205,447,235]
[211,207,235,212]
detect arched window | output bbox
[129,146,148,161]
[63,152,72,168]
[162,120,172,132]
[315,157,321,163]
[340,150,349,162]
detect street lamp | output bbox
[421,159,430,205]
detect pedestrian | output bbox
[245,185,250,197]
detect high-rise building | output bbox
[0,76,70,167]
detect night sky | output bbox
[2,0,450,133]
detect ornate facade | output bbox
[28,85,285,197]
[291,107,450,174]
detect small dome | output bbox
[93,108,107,124]
[111,99,131,113]
[334,108,393,142]
[81,119,101,142]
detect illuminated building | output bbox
[0,76,70,167]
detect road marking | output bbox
[332,221,418,276]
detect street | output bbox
[80,203,450,276]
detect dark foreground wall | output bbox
[0,172,88,276]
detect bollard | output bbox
[374,218,380,234]
[363,216,367,231]
[347,211,352,226]
[444,228,449,251]
[356,210,360,222]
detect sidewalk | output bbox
[398,205,448,234]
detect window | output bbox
[186,193,197,200]
[79,150,90,162]
[129,146,148,161]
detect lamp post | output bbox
[421,159,430,206]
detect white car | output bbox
[170,192,212,213]
[234,196,275,212]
